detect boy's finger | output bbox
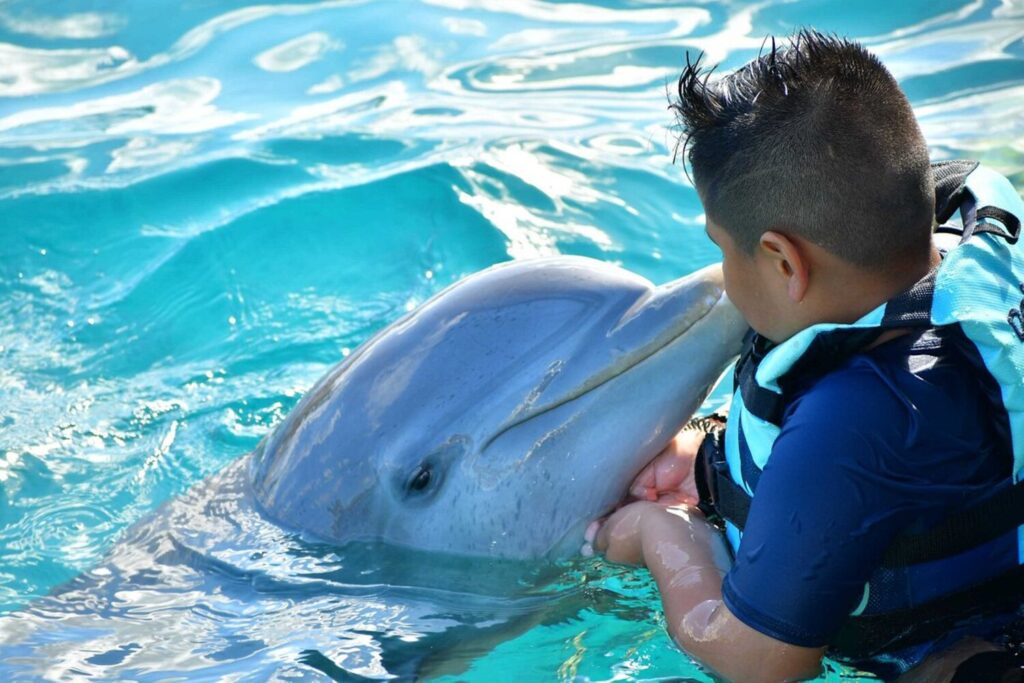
[582,518,606,556]
[629,463,656,498]
[631,486,658,502]
[593,513,619,554]
[594,522,609,554]
[657,492,697,506]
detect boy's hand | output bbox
[629,428,705,506]
[585,500,660,565]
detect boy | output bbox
[589,31,1024,682]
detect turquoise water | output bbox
[1,0,1022,680]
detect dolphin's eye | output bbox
[408,465,432,493]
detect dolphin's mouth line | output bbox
[480,288,727,451]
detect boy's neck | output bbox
[863,243,942,305]
[796,242,940,338]
[864,245,943,349]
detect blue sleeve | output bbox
[720,356,992,647]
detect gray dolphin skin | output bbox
[250,256,748,560]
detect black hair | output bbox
[671,30,934,271]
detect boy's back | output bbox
[726,325,1013,676]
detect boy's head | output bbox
[672,31,936,341]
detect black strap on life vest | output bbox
[950,651,1024,683]
[934,159,981,223]
[933,158,1022,244]
[694,426,753,528]
[880,481,1024,567]
[831,563,1024,661]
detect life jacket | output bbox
[696,160,1024,660]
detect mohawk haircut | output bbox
[671,30,934,271]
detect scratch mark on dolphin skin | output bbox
[472,413,578,494]
[503,359,565,428]
[521,418,574,468]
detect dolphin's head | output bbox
[250,257,747,560]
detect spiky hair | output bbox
[670,30,934,270]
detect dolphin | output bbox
[0,256,747,681]
[250,255,747,560]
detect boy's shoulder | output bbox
[776,324,1009,479]
[790,326,980,414]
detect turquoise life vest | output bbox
[697,160,1024,659]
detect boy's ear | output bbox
[758,230,809,303]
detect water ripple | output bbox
[4,499,115,567]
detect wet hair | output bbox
[671,30,934,271]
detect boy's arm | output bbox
[595,502,825,683]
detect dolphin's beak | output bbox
[612,262,726,343]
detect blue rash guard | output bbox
[719,325,1016,672]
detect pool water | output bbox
[0,0,1022,680]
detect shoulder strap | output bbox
[933,159,980,224]
[934,159,1022,244]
